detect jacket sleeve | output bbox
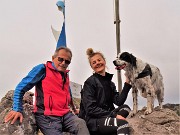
[13,64,46,112]
[82,80,111,118]
[113,82,132,106]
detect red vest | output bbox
[34,61,71,116]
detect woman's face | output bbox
[90,54,106,76]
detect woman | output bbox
[79,48,132,135]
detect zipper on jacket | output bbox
[60,72,66,90]
[49,95,53,113]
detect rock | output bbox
[163,103,180,116]
[127,107,180,135]
[0,90,36,135]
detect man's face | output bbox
[52,49,71,72]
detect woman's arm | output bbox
[113,82,132,106]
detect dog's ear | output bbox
[120,52,137,67]
[129,53,137,67]
[119,52,130,60]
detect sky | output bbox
[0,0,179,108]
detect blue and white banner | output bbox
[51,0,66,49]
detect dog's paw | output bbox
[128,110,137,117]
[144,108,152,115]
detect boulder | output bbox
[127,106,180,135]
[0,90,36,135]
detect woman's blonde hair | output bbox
[86,48,106,64]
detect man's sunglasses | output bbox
[57,57,71,65]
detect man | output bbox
[4,47,89,135]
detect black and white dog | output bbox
[113,52,164,116]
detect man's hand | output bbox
[72,108,79,115]
[4,110,23,124]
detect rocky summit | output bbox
[0,90,179,135]
[0,90,36,135]
[127,106,180,135]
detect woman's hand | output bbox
[4,110,23,124]
[124,73,130,84]
[116,114,126,120]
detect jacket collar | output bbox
[46,61,70,74]
[94,72,113,81]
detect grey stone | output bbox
[0,90,36,135]
[127,107,180,135]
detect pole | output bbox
[114,0,122,92]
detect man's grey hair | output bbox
[53,46,72,58]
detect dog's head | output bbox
[113,52,137,70]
